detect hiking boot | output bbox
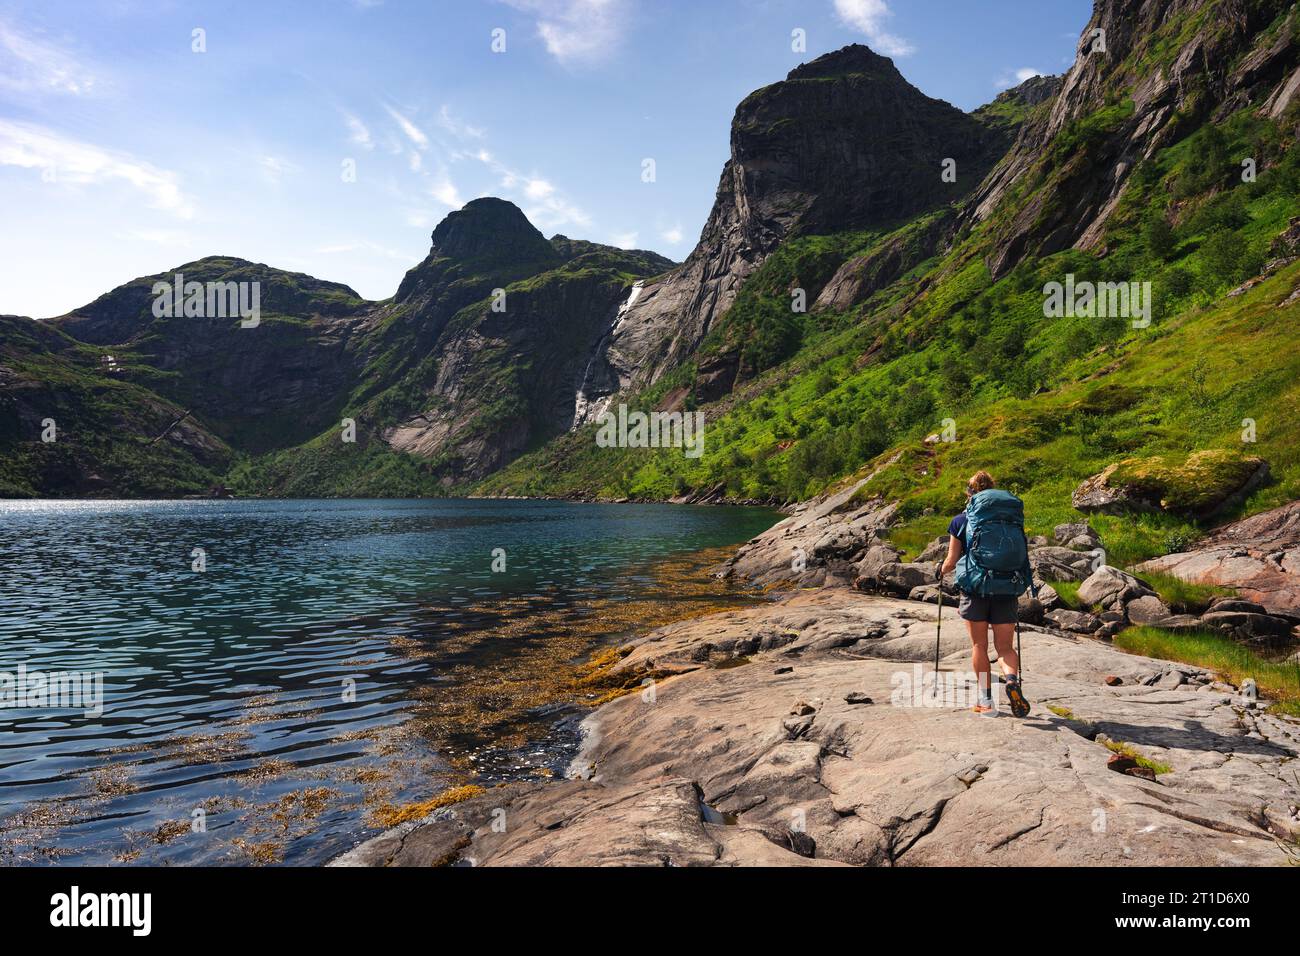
[972,702,997,716]
[1004,676,1031,718]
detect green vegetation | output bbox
[1100,737,1174,775]
[1047,580,1085,611]
[480,109,1300,574]
[1116,626,1300,717]
[1136,570,1233,614]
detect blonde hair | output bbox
[966,470,995,496]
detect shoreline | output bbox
[332,490,1300,867]
[0,493,794,512]
[334,584,1300,866]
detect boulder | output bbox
[1125,595,1173,626]
[1206,599,1269,615]
[1071,464,1161,515]
[1160,614,1207,632]
[812,524,869,559]
[1199,610,1296,646]
[1077,566,1156,610]
[856,544,905,580]
[1073,453,1270,519]
[878,562,935,596]
[1018,594,1045,626]
[908,583,958,605]
[1045,608,1103,634]
[917,535,950,563]
[1054,522,1102,551]
[1158,670,1186,690]
[1036,583,1061,610]
[1030,546,1097,583]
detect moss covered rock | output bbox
[1073,451,1269,517]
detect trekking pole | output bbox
[1016,618,1023,682]
[933,586,943,699]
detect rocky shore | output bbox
[333,489,1300,867]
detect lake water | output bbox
[0,498,778,865]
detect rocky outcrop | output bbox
[1139,499,1300,611]
[812,211,955,313]
[335,588,1300,867]
[716,469,900,588]
[575,44,1019,414]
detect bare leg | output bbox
[967,620,991,701]
[992,622,1019,678]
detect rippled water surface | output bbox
[0,498,778,865]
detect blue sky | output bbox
[0,0,1092,318]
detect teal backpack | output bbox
[954,489,1033,597]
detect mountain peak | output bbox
[786,43,901,82]
[429,197,558,264]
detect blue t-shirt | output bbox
[947,512,967,543]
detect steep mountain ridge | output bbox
[969,0,1299,276]
[572,44,1025,423]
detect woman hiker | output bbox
[937,470,1032,718]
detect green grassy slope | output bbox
[0,317,232,497]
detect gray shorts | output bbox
[958,592,1019,625]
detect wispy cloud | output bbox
[437,105,484,140]
[383,104,430,150]
[342,111,374,151]
[429,176,463,209]
[831,0,914,57]
[501,0,632,66]
[610,230,639,249]
[660,225,683,244]
[994,66,1044,90]
[0,19,100,96]
[0,119,193,217]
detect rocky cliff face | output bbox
[968,0,1300,276]
[380,254,653,483]
[574,44,1020,420]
